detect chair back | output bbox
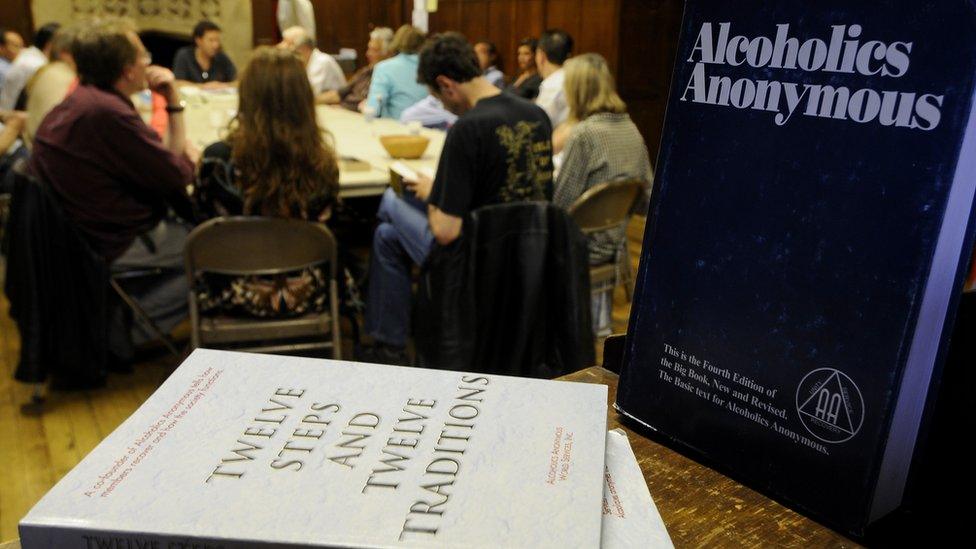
[184,216,338,279]
[567,179,645,234]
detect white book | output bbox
[20,349,608,548]
[601,430,673,549]
[390,161,435,182]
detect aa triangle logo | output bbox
[796,368,865,444]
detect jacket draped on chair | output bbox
[415,201,595,378]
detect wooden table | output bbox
[559,366,860,548]
[2,368,860,549]
[179,88,445,198]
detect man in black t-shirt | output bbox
[172,21,236,87]
[361,32,553,364]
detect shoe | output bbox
[356,342,410,366]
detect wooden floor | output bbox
[0,217,644,541]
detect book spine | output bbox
[19,523,319,549]
[871,84,976,521]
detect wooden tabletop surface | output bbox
[559,366,861,548]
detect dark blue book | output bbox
[617,0,976,535]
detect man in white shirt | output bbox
[534,29,574,128]
[0,28,25,90]
[0,23,60,110]
[280,26,346,94]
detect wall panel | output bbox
[0,0,33,42]
[307,0,406,65]
[273,0,676,154]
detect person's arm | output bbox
[0,111,26,153]
[399,96,457,128]
[638,138,654,212]
[404,172,463,245]
[552,129,592,209]
[223,53,238,82]
[552,121,574,155]
[365,63,391,115]
[316,90,341,105]
[146,66,188,161]
[428,206,463,244]
[200,81,236,90]
[94,105,194,222]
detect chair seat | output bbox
[199,311,334,344]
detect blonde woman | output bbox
[553,53,653,334]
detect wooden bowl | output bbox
[379,134,430,159]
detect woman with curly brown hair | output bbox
[195,46,341,317]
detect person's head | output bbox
[536,29,573,76]
[366,26,394,66]
[390,25,425,55]
[563,53,626,122]
[280,26,315,65]
[34,22,61,57]
[418,32,483,116]
[517,38,537,72]
[72,17,148,95]
[474,41,499,72]
[48,26,77,66]
[192,20,222,60]
[0,28,25,61]
[230,46,339,218]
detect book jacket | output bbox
[20,350,607,548]
[617,0,976,535]
[601,430,672,548]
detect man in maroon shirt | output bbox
[31,18,197,357]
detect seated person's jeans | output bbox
[364,188,434,348]
[109,217,191,360]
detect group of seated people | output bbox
[1,16,652,366]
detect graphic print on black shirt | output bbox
[429,93,553,217]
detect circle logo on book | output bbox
[796,368,864,443]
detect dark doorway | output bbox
[140,31,191,71]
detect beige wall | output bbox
[31,0,253,69]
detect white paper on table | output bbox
[601,429,674,548]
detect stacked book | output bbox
[19,349,671,548]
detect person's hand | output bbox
[316,90,340,105]
[405,173,434,201]
[1,110,27,131]
[145,66,178,104]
